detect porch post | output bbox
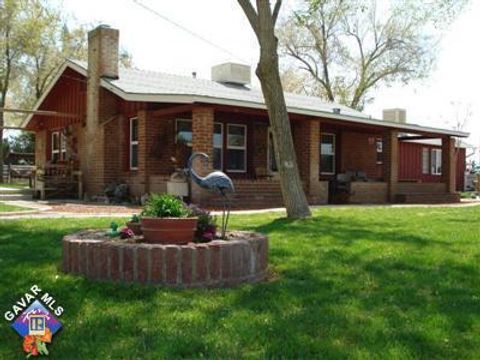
[442,136,456,193]
[308,120,322,203]
[191,106,214,203]
[137,110,148,194]
[383,130,399,202]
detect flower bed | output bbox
[62,230,268,288]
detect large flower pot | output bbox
[126,221,142,236]
[140,217,198,244]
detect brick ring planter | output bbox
[62,230,268,287]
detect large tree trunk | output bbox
[0,98,4,184]
[239,0,311,218]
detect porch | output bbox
[123,105,459,208]
[31,103,460,207]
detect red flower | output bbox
[22,335,37,355]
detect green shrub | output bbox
[141,194,192,218]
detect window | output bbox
[175,119,192,146]
[431,148,442,175]
[213,123,223,170]
[267,129,278,173]
[51,132,60,162]
[422,147,430,175]
[320,133,335,175]
[130,117,139,170]
[376,138,383,164]
[60,132,67,161]
[227,124,247,172]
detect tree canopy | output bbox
[279,0,469,110]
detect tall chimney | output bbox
[382,108,406,123]
[84,25,119,197]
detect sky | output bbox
[61,0,479,162]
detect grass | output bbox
[0,206,479,359]
[0,181,30,189]
[0,201,28,212]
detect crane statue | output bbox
[185,152,235,239]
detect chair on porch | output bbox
[33,164,83,200]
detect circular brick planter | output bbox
[62,230,268,287]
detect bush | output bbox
[141,194,191,218]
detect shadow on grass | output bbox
[0,211,479,358]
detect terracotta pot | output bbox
[140,217,198,244]
[126,221,142,235]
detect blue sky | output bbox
[61,0,479,161]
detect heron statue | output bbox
[185,152,235,239]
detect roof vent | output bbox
[333,107,341,114]
[211,63,251,85]
[383,108,406,123]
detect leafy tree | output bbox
[238,0,311,219]
[279,0,469,110]
[0,0,30,181]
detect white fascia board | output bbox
[100,87,469,138]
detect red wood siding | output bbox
[399,142,465,191]
[27,68,87,131]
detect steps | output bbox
[206,180,284,210]
[0,187,33,201]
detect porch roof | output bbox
[24,59,469,138]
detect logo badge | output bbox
[4,286,64,357]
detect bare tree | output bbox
[279,0,469,111]
[237,0,311,218]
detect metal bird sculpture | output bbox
[186,152,235,239]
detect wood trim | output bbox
[149,104,193,118]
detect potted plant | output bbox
[126,214,142,235]
[140,194,197,244]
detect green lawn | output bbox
[0,206,479,359]
[0,202,28,213]
[0,182,30,189]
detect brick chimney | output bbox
[84,25,119,198]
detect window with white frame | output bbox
[267,129,278,173]
[227,124,247,172]
[213,123,223,170]
[130,117,139,170]
[422,147,430,174]
[320,133,335,175]
[51,131,60,162]
[60,132,67,161]
[175,119,192,147]
[376,138,383,164]
[431,148,442,175]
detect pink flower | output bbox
[120,227,135,239]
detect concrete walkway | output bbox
[0,198,479,220]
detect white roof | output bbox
[25,59,469,138]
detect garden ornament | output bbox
[185,152,235,239]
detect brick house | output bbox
[24,26,468,208]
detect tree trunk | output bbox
[0,104,4,184]
[257,58,311,218]
[239,0,311,218]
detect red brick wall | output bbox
[340,132,382,180]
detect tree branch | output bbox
[272,0,282,26]
[237,0,259,37]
